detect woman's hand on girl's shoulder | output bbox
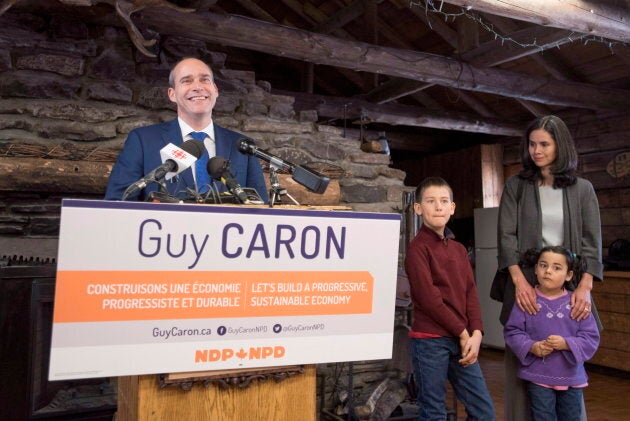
[510,265,538,314]
[571,277,593,321]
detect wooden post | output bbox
[480,144,504,207]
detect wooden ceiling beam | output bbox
[341,127,445,153]
[482,13,583,82]
[193,1,219,12]
[231,0,276,22]
[275,90,524,136]
[291,1,373,91]
[536,52,587,82]
[409,90,447,112]
[365,79,432,103]
[391,0,459,49]
[138,9,630,110]
[237,0,370,92]
[277,0,412,93]
[306,0,414,50]
[460,26,575,67]
[439,0,630,43]
[457,11,480,52]
[448,88,498,118]
[450,14,498,118]
[479,13,573,115]
[515,99,553,117]
[313,0,385,34]
[365,18,578,111]
[279,0,317,26]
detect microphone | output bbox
[207,156,250,204]
[238,138,329,194]
[238,138,293,172]
[122,139,205,200]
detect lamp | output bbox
[359,128,390,155]
[376,131,390,155]
[354,112,390,155]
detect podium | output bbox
[117,366,316,420]
[50,199,400,421]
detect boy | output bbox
[405,177,495,420]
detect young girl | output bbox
[504,246,600,420]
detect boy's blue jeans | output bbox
[410,337,495,420]
[527,382,582,421]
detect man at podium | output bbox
[104,57,269,202]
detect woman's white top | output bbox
[539,185,564,247]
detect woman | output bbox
[497,115,603,421]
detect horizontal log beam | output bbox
[0,156,340,202]
[460,26,575,67]
[137,9,630,110]
[313,0,385,34]
[0,157,111,194]
[366,24,574,107]
[365,80,432,103]
[439,0,630,43]
[358,106,522,137]
[341,127,447,153]
[278,90,524,136]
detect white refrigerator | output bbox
[473,207,505,349]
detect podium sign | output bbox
[49,199,401,380]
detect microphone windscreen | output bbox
[179,139,206,159]
[207,156,227,180]
[238,138,254,154]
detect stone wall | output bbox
[0,10,406,244]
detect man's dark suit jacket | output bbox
[104,119,269,202]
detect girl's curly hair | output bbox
[521,246,585,287]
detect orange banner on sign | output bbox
[53,271,374,322]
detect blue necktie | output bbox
[189,132,210,193]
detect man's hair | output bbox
[415,176,453,202]
[168,57,214,87]
[518,115,578,188]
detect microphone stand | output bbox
[268,164,299,208]
[122,176,167,201]
[157,179,168,193]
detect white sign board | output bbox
[49,199,401,380]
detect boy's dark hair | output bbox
[415,176,453,202]
[518,115,578,188]
[521,246,585,287]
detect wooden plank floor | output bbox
[474,348,630,421]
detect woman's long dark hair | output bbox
[518,115,578,188]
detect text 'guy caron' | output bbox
[136,219,347,269]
